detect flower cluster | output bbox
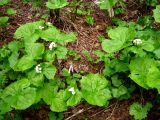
[133,39,142,45]
[35,64,42,73]
[46,22,52,26]
[68,87,76,95]
[49,42,56,50]
[39,26,44,30]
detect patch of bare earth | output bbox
[60,8,109,73]
[0,0,46,45]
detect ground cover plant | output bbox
[0,0,160,120]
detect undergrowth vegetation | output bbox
[1,0,160,119]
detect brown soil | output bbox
[1,0,160,120]
[0,0,46,45]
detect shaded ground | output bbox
[1,0,160,120]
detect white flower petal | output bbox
[35,64,42,73]
[46,22,52,26]
[68,64,74,73]
[39,26,44,30]
[69,87,76,95]
[133,39,142,45]
[49,42,56,50]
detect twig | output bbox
[65,107,92,120]
[90,103,116,118]
[106,101,119,120]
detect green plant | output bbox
[46,0,69,24]
[0,16,9,27]
[6,8,16,15]
[129,102,153,120]
[0,21,78,114]
[0,20,118,116]
[22,0,42,7]
[1,1,160,118]
[85,15,94,26]
[82,50,93,62]
[146,0,158,6]
[153,5,160,23]
[114,7,124,15]
[48,112,64,120]
[80,74,112,106]
[111,75,135,100]
[97,21,160,93]
[0,0,10,6]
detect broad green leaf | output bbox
[0,0,10,6]
[129,57,156,89]
[43,50,56,62]
[50,90,70,112]
[0,16,9,27]
[55,46,68,59]
[14,21,44,40]
[14,56,36,71]
[58,32,77,44]
[103,59,129,76]
[153,5,160,23]
[154,48,160,58]
[111,86,128,98]
[127,46,147,57]
[141,40,155,52]
[27,70,44,87]
[102,27,135,53]
[48,112,57,120]
[24,33,40,43]
[80,74,112,106]
[8,41,22,69]
[40,27,76,44]
[67,90,82,106]
[40,27,60,41]
[62,68,70,77]
[0,100,12,114]
[8,41,22,53]
[0,79,36,110]
[41,82,58,104]
[129,102,152,120]
[98,0,118,10]
[111,75,122,87]
[146,66,160,92]
[42,62,56,79]
[25,43,45,59]
[102,39,123,53]
[46,0,68,9]
[8,52,19,69]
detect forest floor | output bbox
[1,0,160,120]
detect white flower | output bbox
[93,0,104,4]
[35,64,42,73]
[133,39,142,45]
[49,42,56,50]
[39,26,44,30]
[69,87,76,95]
[68,64,74,73]
[46,22,52,26]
